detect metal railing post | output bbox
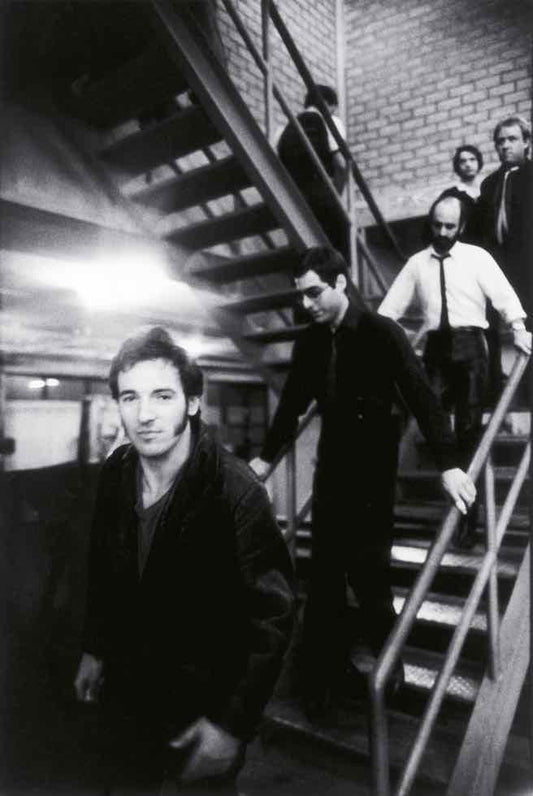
[261,0,274,143]
[485,454,500,680]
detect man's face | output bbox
[495,124,528,166]
[295,269,345,325]
[117,358,199,460]
[457,151,479,180]
[430,198,463,254]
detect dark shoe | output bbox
[453,522,478,550]
[300,681,332,722]
[333,663,369,703]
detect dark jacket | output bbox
[83,424,294,741]
[477,160,533,314]
[261,306,458,475]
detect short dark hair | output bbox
[428,190,468,228]
[293,247,349,286]
[108,327,204,401]
[493,115,531,146]
[452,144,483,176]
[304,84,338,109]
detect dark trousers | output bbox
[424,328,489,532]
[301,423,401,689]
[296,182,350,263]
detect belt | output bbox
[428,326,485,336]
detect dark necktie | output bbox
[495,166,518,245]
[432,253,451,331]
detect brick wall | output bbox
[344,0,532,223]
[217,0,338,133]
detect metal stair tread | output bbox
[265,695,459,786]
[73,43,187,129]
[223,288,298,315]
[166,203,278,249]
[394,500,529,527]
[392,588,487,634]
[398,466,530,482]
[389,541,520,578]
[101,106,222,174]
[191,246,297,283]
[244,324,308,344]
[130,155,250,213]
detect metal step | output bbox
[224,288,298,315]
[101,106,222,174]
[244,324,307,344]
[265,693,460,787]
[71,43,187,129]
[398,467,530,504]
[191,246,297,284]
[131,155,251,213]
[166,203,278,249]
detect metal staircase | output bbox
[20,0,530,793]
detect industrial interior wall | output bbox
[217,0,339,132]
[344,0,532,223]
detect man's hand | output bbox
[512,329,532,355]
[249,457,270,480]
[169,717,242,783]
[74,652,104,703]
[441,468,476,515]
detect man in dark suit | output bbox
[477,116,533,405]
[250,247,476,717]
[74,327,294,795]
[478,115,533,312]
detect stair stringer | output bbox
[447,546,530,796]
[149,0,330,253]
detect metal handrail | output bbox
[259,401,318,483]
[370,351,530,796]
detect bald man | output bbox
[379,193,530,548]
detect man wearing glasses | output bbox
[250,247,475,718]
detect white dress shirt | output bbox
[378,241,526,331]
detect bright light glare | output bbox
[40,255,182,310]
[180,336,210,359]
[27,377,60,390]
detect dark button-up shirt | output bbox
[261,305,457,473]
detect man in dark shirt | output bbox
[276,85,348,260]
[250,247,475,716]
[74,327,294,794]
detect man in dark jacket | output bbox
[477,115,533,317]
[250,247,476,717]
[476,116,533,406]
[74,327,294,794]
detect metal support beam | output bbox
[150,0,329,252]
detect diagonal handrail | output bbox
[369,350,530,796]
